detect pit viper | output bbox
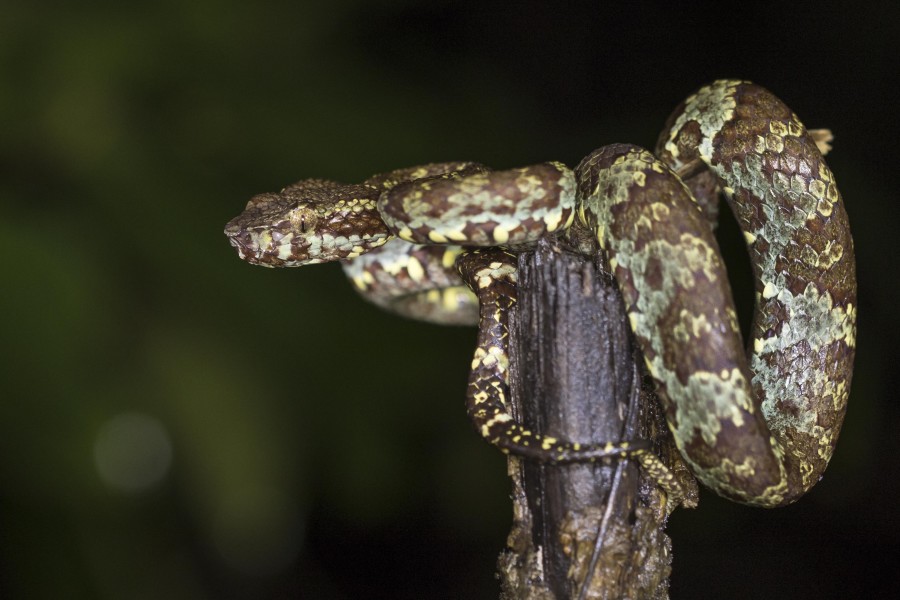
[224,80,856,508]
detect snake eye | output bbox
[289,205,318,235]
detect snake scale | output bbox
[225,80,856,508]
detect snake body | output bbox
[225,80,856,507]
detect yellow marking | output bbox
[628,311,640,333]
[541,437,558,450]
[633,171,647,187]
[754,337,766,353]
[445,229,468,242]
[743,231,756,245]
[252,230,273,251]
[595,222,607,247]
[762,281,778,299]
[650,202,670,221]
[406,256,425,282]
[544,211,563,232]
[809,178,826,200]
[769,120,788,137]
[753,135,767,154]
[443,288,463,312]
[817,242,843,268]
[397,227,415,241]
[672,310,712,342]
[441,249,458,269]
[428,230,449,243]
[644,355,658,378]
[492,225,510,244]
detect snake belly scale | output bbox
[225,80,856,508]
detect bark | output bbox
[497,238,696,600]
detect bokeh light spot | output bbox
[94,412,173,493]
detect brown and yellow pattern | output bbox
[224,80,856,508]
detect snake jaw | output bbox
[224,220,303,268]
[225,180,393,266]
[224,192,307,266]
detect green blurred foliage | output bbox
[0,2,517,597]
[0,1,897,598]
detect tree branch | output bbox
[497,237,696,599]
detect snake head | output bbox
[224,179,392,267]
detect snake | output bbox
[224,80,856,508]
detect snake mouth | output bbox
[225,223,317,267]
[224,225,277,267]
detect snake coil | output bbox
[225,80,856,508]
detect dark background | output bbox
[1,1,896,598]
